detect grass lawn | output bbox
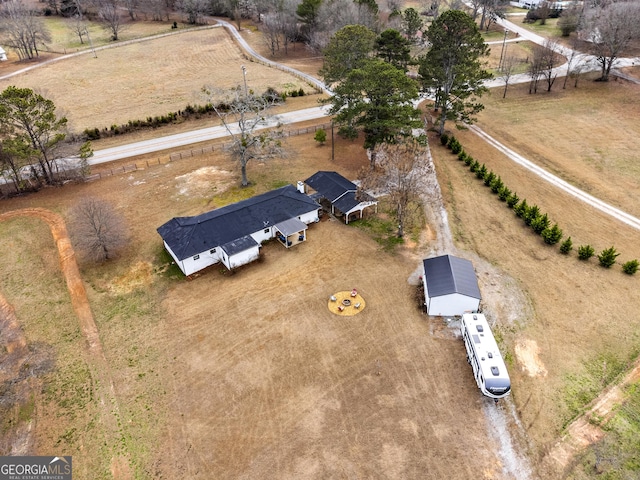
[2,13,640,479]
[0,26,315,135]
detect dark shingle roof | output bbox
[422,255,481,299]
[305,171,356,202]
[304,171,375,213]
[157,185,319,260]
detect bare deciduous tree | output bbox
[69,15,88,44]
[359,136,427,238]
[68,197,128,262]
[203,80,285,187]
[0,0,51,60]
[261,0,297,56]
[499,55,520,98]
[176,0,208,24]
[527,44,545,94]
[580,0,640,81]
[307,0,379,52]
[98,0,124,40]
[139,0,171,21]
[477,0,508,31]
[539,38,559,92]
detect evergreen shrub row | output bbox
[440,133,638,274]
[83,87,289,140]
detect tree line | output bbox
[0,86,92,194]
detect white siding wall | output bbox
[250,227,274,244]
[427,294,480,317]
[226,246,261,269]
[167,208,319,276]
[300,210,320,224]
[174,245,221,276]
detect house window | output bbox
[193,255,200,260]
[264,228,269,233]
[210,249,216,254]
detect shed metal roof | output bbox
[422,255,481,299]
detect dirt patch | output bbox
[515,339,548,378]
[107,261,155,295]
[174,166,234,198]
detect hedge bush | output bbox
[559,237,573,254]
[622,259,639,275]
[483,171,496,187]
[531,213,550,234]
[578,244,595,260]
[598,246,619,268]
[506,192,520,208]
[498,185,511,201]
[542,223,562,244]
[490,176,504,194]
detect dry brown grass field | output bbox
[2,16,640,480]
[0,133,517,479]
[0,26,314,135]
[431,76,640,475]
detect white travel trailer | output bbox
[460,313,511,401]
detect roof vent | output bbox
[491,366,500,376]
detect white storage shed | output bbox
[422,254,481,316]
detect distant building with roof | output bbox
[421,254,482,316]
[157,184,321,276]
[303,171,378,224]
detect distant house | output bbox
[303,171,377,224]
[422,254,481,316]
[157,184,321,276]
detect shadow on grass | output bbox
[350,216,404,253]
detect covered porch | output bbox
[274,218,308,248]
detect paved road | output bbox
[7,18,640,231]
[90,105,331,164]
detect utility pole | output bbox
[499,29,509,71]
[241,65,248,98]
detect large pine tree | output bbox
[418,10,492,135]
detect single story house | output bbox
[303,171,378,224]
[422,254,481,317]
[157,184,321,276]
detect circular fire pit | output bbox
[328,291,366,316]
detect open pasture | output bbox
[430,77,640,476]
[0,132,521,478]
[1,15,640,479]
[0,26,311,134]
